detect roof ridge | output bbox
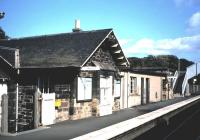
[6,28,113,41]
[0,45,17,51]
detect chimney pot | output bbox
[73,19,82,32]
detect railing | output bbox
[182,62,200,95]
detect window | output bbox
[162,79,167,91]
[130,77,137,94]
[55,84,71,99]
[77,77,92,101]
[114,80,121,98]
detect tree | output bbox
[0,12,8,39]
[0,12,4,19]
[128,55,194,71]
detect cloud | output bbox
[118,38,133,47]
[123,35,200,60]
[174,0,200,7]
[187,12,200,34]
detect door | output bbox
[99,76,113,116]
[141,78,146,105]
[146,78,150,103]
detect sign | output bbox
[81,66,100,71]
[55,99,61,107]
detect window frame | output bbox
[114,80,121,98]
[77,77,92,102]
[130,77,137,94]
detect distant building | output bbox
[120,69,173,108]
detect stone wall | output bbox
[91,98,100,116]
[70,99,92,120]
[54,84,71,122]
[85,47,118,72]
[7,83,17,133]
[113,98,120,111]
[55,99,70,122]
[17,86,35,132]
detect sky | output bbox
[0,0,200,62]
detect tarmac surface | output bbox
[0,97,190,140]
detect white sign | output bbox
[41,93,55,125]
[81,66,100,71]
[78,77,92,100]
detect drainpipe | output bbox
[161,77,162,101]
[16,69,20,132]
[127,72,129,108]
[122,72,125,109]
[16,83,18,132]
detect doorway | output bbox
[146,78,150,103]
[99,76,113,116]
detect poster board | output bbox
[78,77,92,100]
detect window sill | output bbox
[114,96,120,99]
[129,93,140,96]
[76,99,92,103]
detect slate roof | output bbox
[0,69,9,79]
[0,29,112,68]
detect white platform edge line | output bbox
[70,96,200,140]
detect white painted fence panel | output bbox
[41,93,55,126]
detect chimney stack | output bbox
[72,19,82,32]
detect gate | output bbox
[41,93,55,125]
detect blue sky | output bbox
[0,0,200,61]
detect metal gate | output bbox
[41,93,55,126]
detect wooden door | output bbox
[99,76,113,116]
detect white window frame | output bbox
[114,80,121,98]
[77,77,92,101]
[130,77,137,94]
